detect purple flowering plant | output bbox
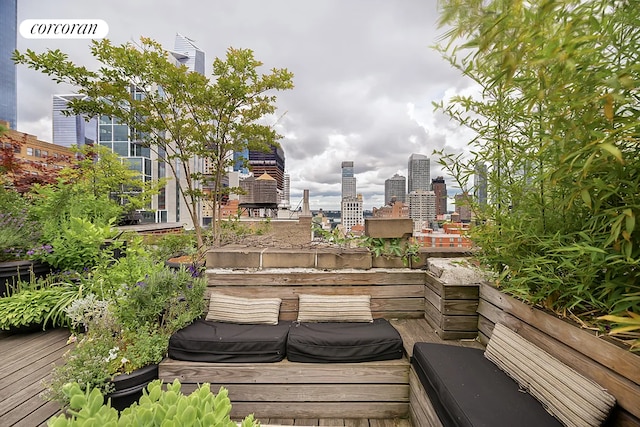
[0,210,42,262]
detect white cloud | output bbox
[15,0,478,211]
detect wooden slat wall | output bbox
[207,269,426,320]
[159,358,410,419]
[479,284,640,426]
[423,273,479,339]
[408,368,443,427]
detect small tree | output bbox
[14,37,294,249]
[0,127,66,193]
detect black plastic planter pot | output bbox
[106,364,159,411]
[0,260,52,297]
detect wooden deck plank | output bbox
[160,358,409,384]
[12,400,62,427]
[229,402,409,420]
[266,419,295,425]
[208,270,428,286]
[0,369,52,417]
[0,329,69,379]
[180,384,409,402]
[0,344,69,402]
[318,419,345,426]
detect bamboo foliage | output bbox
[434,0,639,342]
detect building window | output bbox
[26,147,33,156]
[34,149,41,157]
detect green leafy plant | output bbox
[146,232,198,263]
[32,217,118,272]
[0,279,82,330]
[47,380,259,427]
[115,265,207,334]
[0,187,41,261]
[43,262,206,405]
[598,312,640,351]
[361,237,421,267]
[435,0,639,348]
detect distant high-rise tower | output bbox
[455,192,472,222]
[248,145,285,191]
[384,173,406,205]
[408,190,436,228]
[408,154,431,193]
[280,173,291,209]
[431,176,447,216]
[170,33,205,74]
[233,148,250,174]
[474,163,488,206]
[0,0,17,129]
[52,95,98,147]
[341,161,356,199]
[342,194,364,233]
[340,161,363,232]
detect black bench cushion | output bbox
[287,318,404,363]
[168,319,292,363]
[412,342,562,427]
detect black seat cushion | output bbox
[168,319,292,363]
[287,318,404,363]
[411,342,562,427]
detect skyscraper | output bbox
[341,194,364,233]
[455,192,472,222]
[474,163,488,206]
[384,173,406,205]
[408,154,430,193]
[341,161,356,199]
[408,190,436,228]
[340,161,363,232]
[248,145,286,191]
[170,33,205,75]
[431,176,447,216]
[280,173,291,209]
[0,0,17,129]
[52,95,98,147]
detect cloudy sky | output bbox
[16,0,476,211]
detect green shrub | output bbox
[47,380,258,427]
[0,280,82,330]
[435,0,639,347]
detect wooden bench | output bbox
[158,268,426,419]
[410,323,616,427]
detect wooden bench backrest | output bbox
[207,269,426,320]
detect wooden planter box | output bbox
[479,283,640,426]
[423,272,479,340]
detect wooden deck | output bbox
[0,319,483,426]
[0,328,70,427]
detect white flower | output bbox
[121,357,129,365]
[105,346,119,362]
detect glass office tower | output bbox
[0,0,17,129]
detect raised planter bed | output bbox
[423,271,480,340]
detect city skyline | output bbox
[13,0,478,211]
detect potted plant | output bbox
[0,186,49,297]
[43,263,207,410]
[0,275,82,332]
[47,380,258,426]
